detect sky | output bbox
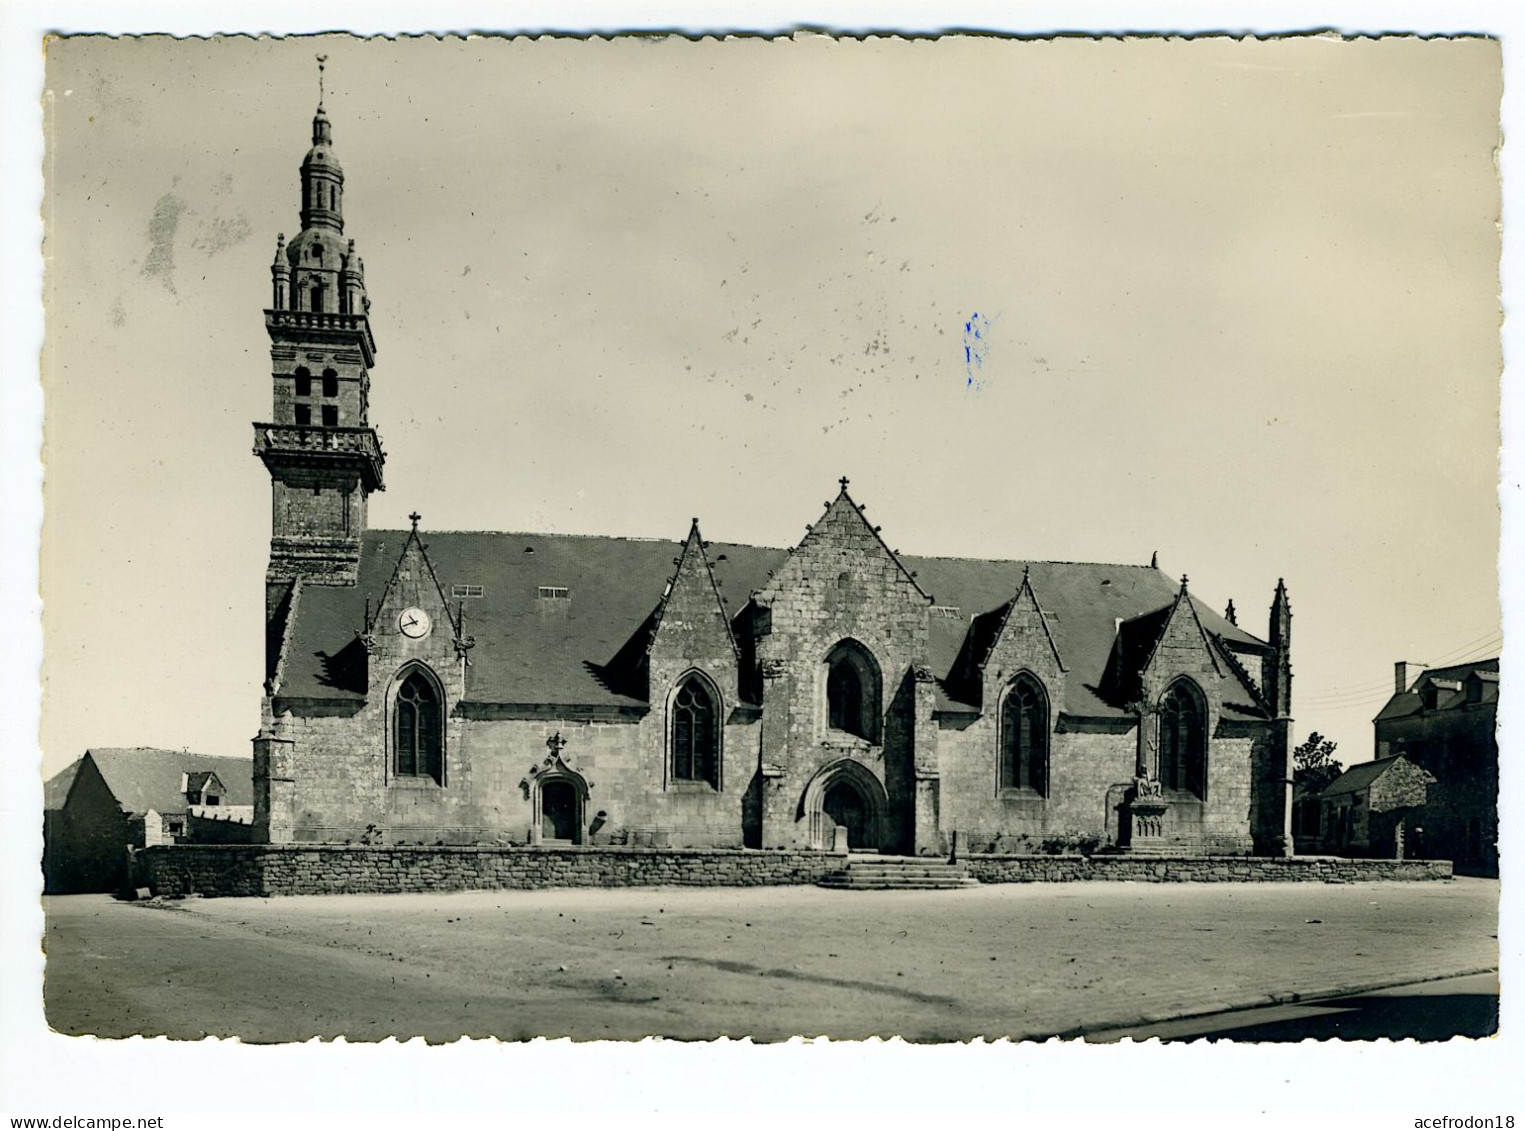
[36,33,1502,777]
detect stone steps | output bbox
[818,856,980,891]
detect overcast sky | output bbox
[39,33,1501,777]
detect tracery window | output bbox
[1159,679,1207,798]
[1000,674,1049,795]
[825,640,880,743]
[394,668,444,784]
[671,674,719,787]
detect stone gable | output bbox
[646,522,740,702]
[979,573,1068,712]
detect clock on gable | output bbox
[397,607,431,639]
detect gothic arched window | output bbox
[1159,679,1207,799]
[394,668,444,784]
[1000,674,1049,795]
[825,640,881,743]
[671,674,719,787]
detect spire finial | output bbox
[1180,573,1189,592]
[317,54,327,110]
[1150,550,1158,569]
[409,511,421,531]
[838,475,850,494]
[1225,598,1237,625]
[1022,563,1031,582]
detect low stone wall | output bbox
[962,853,1453,884]
[135,845,1454,898]
[136,844,846,898]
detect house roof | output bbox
[1322,756,1405,798]
[276,528,1270,719]
[44,757,84,810]
[71,748,254,816]
[1375,658,1499,722]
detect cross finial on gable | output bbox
[546,732,566,756]
[838,475,850,493]
[1180,574,1189,592]
[409,511,421,531]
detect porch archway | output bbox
[800,758,891,852]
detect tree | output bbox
[1292,731,1343,795]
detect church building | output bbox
[252,90,1295,859]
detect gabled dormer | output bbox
[363,513,464,664]
[977,566,1068,716]
[182,771,227,807]
[645,519,742,700]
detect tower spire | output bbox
[256,78,384,607]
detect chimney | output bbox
[1395,661,1425,694]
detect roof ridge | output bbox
[366,529,1184,572]
[901,553,1160,569]
[87,748,252,760]
[366,527,774,546]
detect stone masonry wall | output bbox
[136,844,1452,898]
[964,853,1453,884]
[139,845,843,897]
[278,709,762,848]
[937,720,1137,851]
[1375,704,1498,867]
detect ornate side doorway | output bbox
[540,778,582,844]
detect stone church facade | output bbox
[252,94,1295,858]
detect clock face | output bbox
[398,607,431,639]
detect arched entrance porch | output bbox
[800,759,892,853]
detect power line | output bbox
[1300,633,1501,703]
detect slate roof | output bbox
[279,531,783,707]
[1375,659,1500,722]
[69,748,254,816]
[44,758,85,810]
[1322,756,1405,798]
[276,529,1271,720]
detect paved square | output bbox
[43,878,1497,1041]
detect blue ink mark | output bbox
[963,311,990,392]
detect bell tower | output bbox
[254,56,385,612]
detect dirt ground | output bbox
[41,877,1498,1042]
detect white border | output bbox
[3,2,1520,1120]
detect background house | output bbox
[42,748,254,893]
[1320,755,1434,859]
[1373,659,1499,872]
